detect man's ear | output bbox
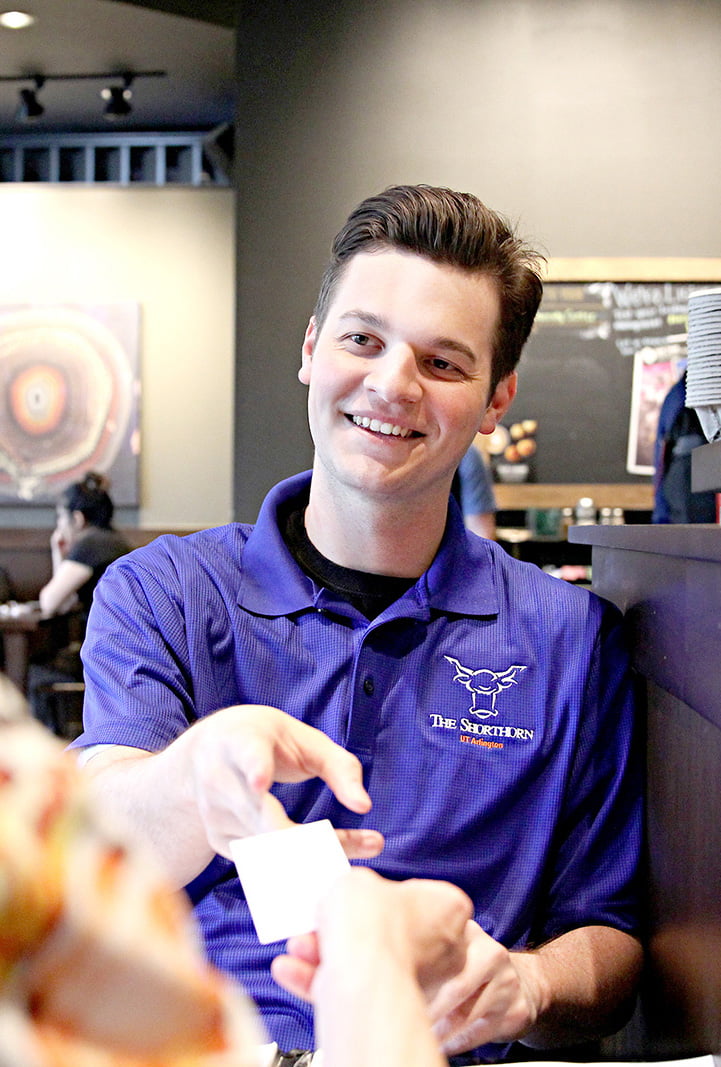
[479,372,517,435]
[298,317,317,385]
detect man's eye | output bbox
[343,332,381,354]
[428,357,464,378]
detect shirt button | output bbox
[363,676,375,696]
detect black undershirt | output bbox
[283,507,415,620]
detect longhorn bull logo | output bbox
[444,656,527,719]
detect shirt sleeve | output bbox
[69,547,198,753]
[457,445,496,517]
[67,538,101,569]
[67,530,128,571]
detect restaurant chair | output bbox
[35,680,85,740]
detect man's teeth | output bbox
[351,415,413,438]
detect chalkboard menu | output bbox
[500,280,710,484]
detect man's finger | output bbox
[231,708,373,815]
[335,828,384,859]
[284,933,321,966]
[271,955,316,1003]
[278,729,372,815]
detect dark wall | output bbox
[233,2,358,521]
[231,0,721,522]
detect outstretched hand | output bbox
[273,871,544,1057]
[176,704,384,862]
[272,868,473,1003]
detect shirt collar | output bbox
[237,471,317,615]
[422,501,500,617]
[238,471,499,619]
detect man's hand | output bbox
[85,705,384,886]
[428,923,642,1056]
[179,705,383,859]
[272,870,473,1067]
[427,921,542,1054]
[271,868,473,1003]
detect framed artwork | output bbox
[626,342,686,475]
[0,302,140,505]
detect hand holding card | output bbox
[230,820,351,945]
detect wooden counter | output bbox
[570,523,721,1058]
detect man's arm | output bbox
[427,922,642,1056]
[457,444,497,539]
[464,510,497,539]
[39,525,91,615]
[82,705,384,888]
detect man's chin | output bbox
[321,460,452,506]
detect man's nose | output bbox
[365,343,422,403]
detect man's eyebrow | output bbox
[337,311,479,363]
[337,310,388,331]
[429,336,479,364]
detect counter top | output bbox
[568,522,721,561]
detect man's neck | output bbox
[303,475,450,579]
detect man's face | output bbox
[299,249,515,504]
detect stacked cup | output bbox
[687,287,721,443]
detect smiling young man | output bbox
[71,186,643,1063]
[298,250,513,578]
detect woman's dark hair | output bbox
[61,471,114,529]
[314,184,545,392]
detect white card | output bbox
[230,819,351,944]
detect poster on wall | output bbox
[0,302,140,505]
[626,342,686,475]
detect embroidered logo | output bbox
[444,656,527,719]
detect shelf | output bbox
[0,132,223,186]
[493,482,654,510]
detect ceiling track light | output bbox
[102,75,134,121]
[15,74,44,121]
[0,69,166,123]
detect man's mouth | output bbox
[348,414,421,439]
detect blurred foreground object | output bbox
[0,673,261,1067]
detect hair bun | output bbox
[83,471,110,493]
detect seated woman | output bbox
[28,472,130,733]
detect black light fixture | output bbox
[15,75,44,121]
[0,69,166,123]
[101,74,133,121]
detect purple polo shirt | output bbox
[75,471,642,1056]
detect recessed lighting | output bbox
[0,10,36,29]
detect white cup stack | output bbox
[686,286,721,443]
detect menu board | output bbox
[497,280,709,484]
